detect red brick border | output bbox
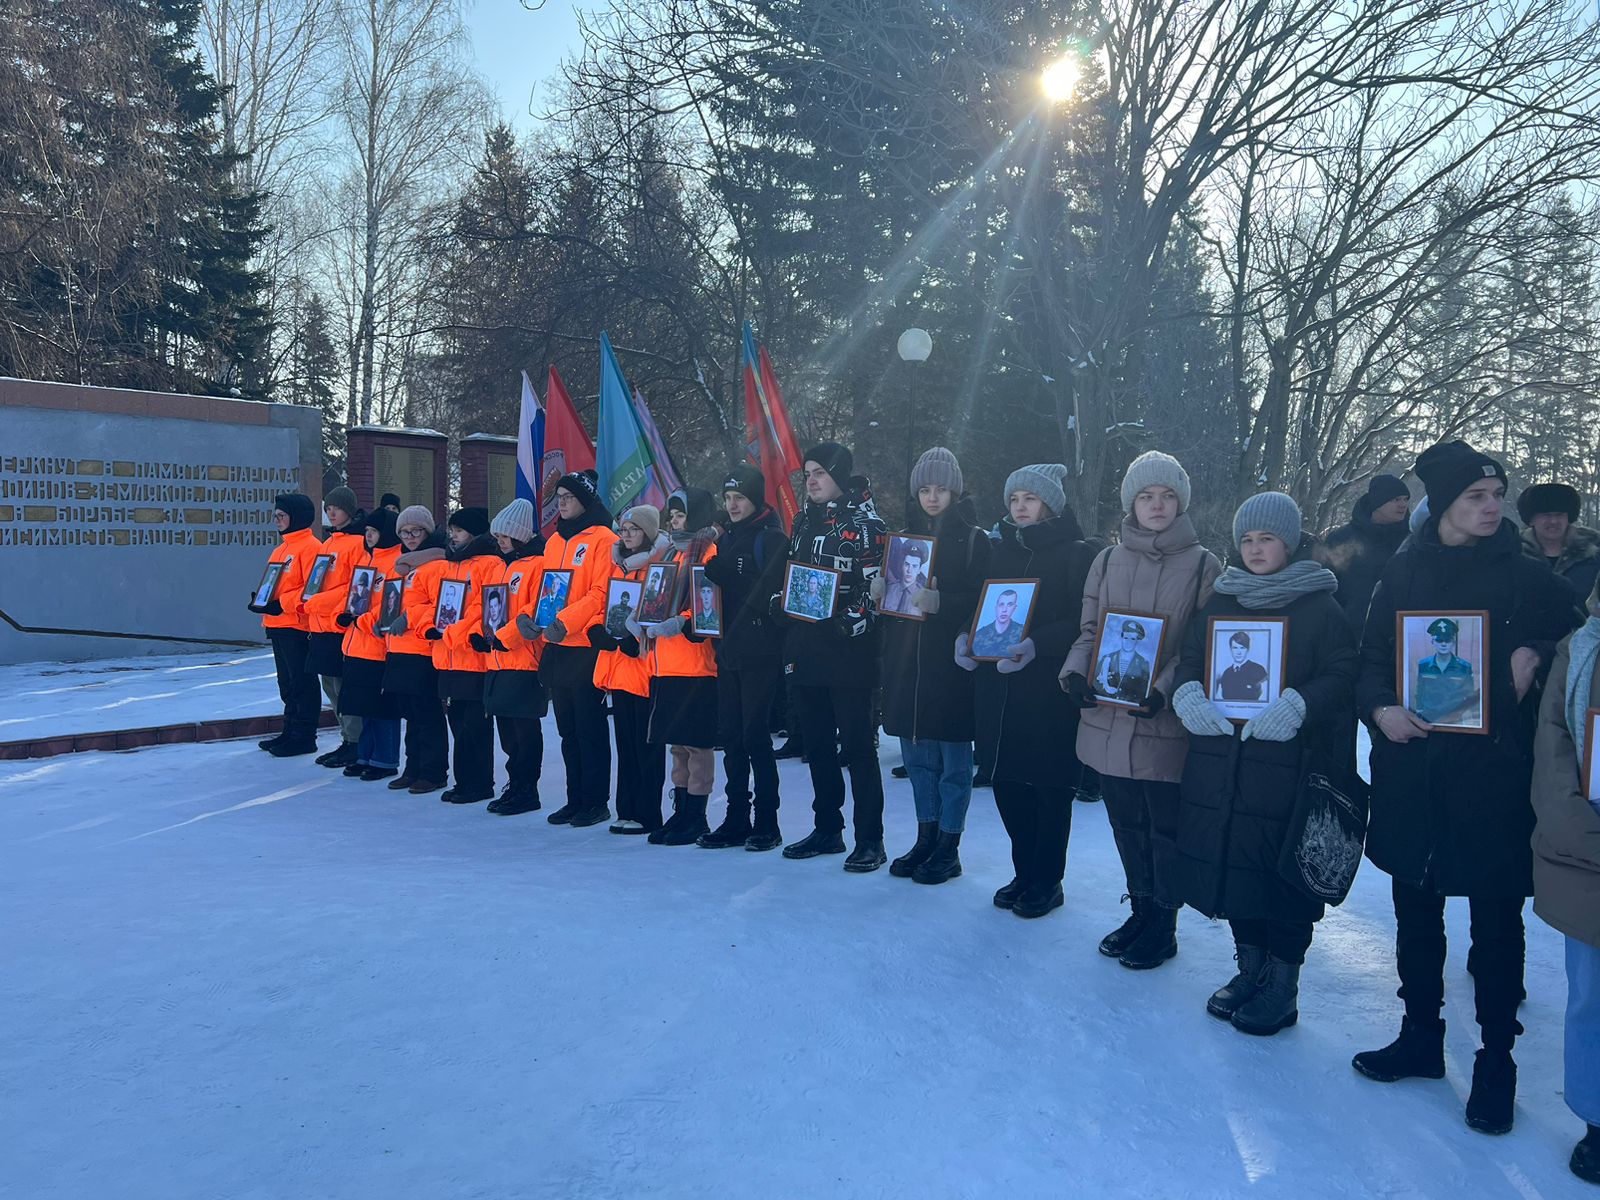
[0,710,338,761]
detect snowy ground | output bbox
[0,650,279,741]
[1,726,1582,1199]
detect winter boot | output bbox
[317,741,359,769]
[1206,944,1269,1020]
[359,767,397,782]
[782,828,846,859]
[912,831,962,884]
[268,738,318,758]
[387,774,415,791]
[891,764,909,779]
[1351,1017,1446,1083]
[1119,904,1179,970]
[697,801,753,849]
[342,762,368,777]
[1098,895,1149,958]
[648,789,689,844]
[843,838,887,873]
[1013,882,1065,919]
[1231,956,1300,1035]
[889,821,938,877]
[546,800,578,825]
[1465,1049,1517,1135]
[992,877,1025,909]
[660,795,710,845]
[490,787,542,816]
[1571,1126,1600,1184]
[407,778,446,795]
[567,802,612,828]
[609,818,646,834]
[773,736,803,761]
[258,734,285,752]
[442,785,491,804]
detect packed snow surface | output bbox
[1,729,1580,1199]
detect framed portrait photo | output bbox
[533,569,574,627]
[1089,608,1167,707]
[605,578,644,637]
[301,553,336,599]
[346,567,380,617]
[690,566,722,637]
[1396,610,1489,734]
[481,583,510,636]
[782,562,841,624]
[1206,616,1288,723]
[434,578,468,630]
[376,578,406,634]
[969,578,1041,662]
[881,533,938,621]
[1583,709,1600,805]
[636,562,682,626]
[253,562,287,608]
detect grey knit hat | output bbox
[395,504,435,534]
[1004,463,1068,518]
[1232,491,1302,551]
[619,503,661,543]
[910,446,963,496]
[323,485,358,517]
[1119,451,1192,514]
[490,498,536,544]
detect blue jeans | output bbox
[356,717,401,770]
[899,738,974,834]
[1568,936,1600,1125]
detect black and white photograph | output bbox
[782,562,840,623]
[1397,610,1488,733]
[969,579,1040,662]
[1089,609,1167,706]
[345,568,379,618]
[605,579,644,637]
[691,566,721,637]
[880,533,937,620]
[435,579,467,630]
[301,554,335,599]
[376,578,406,635]
[636,562,681,626]
[1205,616,1288,723]
[481,584,510,636]
[252,562,286,608]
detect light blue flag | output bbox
[595,332,656,513]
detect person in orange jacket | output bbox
[517,471,619,828]
[640,486,722,846]
[333,507,404,781]
[386,506,450,793]
[477,498,548,816]
[249,491,324,757]
[592,504,669,834]
[302,484,367,769]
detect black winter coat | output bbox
[1357,518,1581,896]
[1316,505,1409,630]
[1171,583,1359,924]
[702,505,788,669]
[973,513,1098,785]
[880,497,992,744]
[781,476,888,690]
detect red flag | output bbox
[540,365,596,534]
[741,323,803,529]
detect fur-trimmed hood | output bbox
[1522,522,1600,574]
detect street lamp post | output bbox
[898,327,932,521]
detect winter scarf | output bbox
[1211,560,1339,610]
[670,525,718,569]
[1565,616,1600,798]
[556,499,613,542]
[614,532,671,574]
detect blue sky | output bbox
[464,0,604,129]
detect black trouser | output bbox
[1392,879,1526,1052]
[794,683,883,840]
[496,715,543,797]
[444,693,493,794]
[1100,776,1183,908]
[1230,918,1315,965]
[399,691,448,783]
[719,662,782,822]
[993,779,1077,892]
[550,681,611,808]
[611,690,664,828]
[269,628,322,743]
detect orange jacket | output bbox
[258,527,322,631]
[425,535,504,674]
[592,537,664,698]
[485,553,546,674]
[540,519,620,647]
[302,526,369,635]
[647,542,719,680]
[394,541,451,660]
[340,542,403,663]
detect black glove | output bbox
[1061,672,1096,710]
[469,632,490,653]
[264,599,283,617]
[587,626,620,652]
[335,612,355,628]
[424,627,443,642]
[491,636,508,653]
[768,593,786,621]
[1131,688,1167,719]
[247,592,263,613]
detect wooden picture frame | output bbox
[782,562,841,624]
[1395,610,1490,734]
[1205,616,1289,724]
[1583,708,1600,805]
[881,532,938,621]
[1088,608,1168,707]
[481,583,510,637]
[533,569,574,627]
[434,579,468,630]
[253,562,287,608]
[690,565,722,637]
[637,561,683,625]
[301,553,336,599]
[968,578,1042,663]
[346,568,380,617]
[605,578,644,638]
[376,578,406,634]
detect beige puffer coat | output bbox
[1063,514,1221,782]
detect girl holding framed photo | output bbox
[249,492,323,757]
[385,506,451,793]
[1171,492,1355,1036]
[333,507,404,782]
[301,486,368,770]
[477,499,549,817]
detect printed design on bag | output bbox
[1294,775,1363,899]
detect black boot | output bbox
[567,801,612,828]
[1118,903,1178,969]
[1012,882,1065,919]
[745,806,783,852]
[891,764,909,779]
[648,789,688,844]
[782,828,846,859]
[1465,1049,1517,1135]
[912,831,962,884]
[268,737,318,757]
[442,785,492,804]
[1352,1017,1446,1083]
[1098,895,1148,958]
[844,838,887,873]
[1206,943,1268,1020]
[490,787,541,816]
[889,821,938,877]
[317,741,359,769]
[387,774,415,791]
[773,736,803,761]
[697,801,753,848]
[359,767,397,782]
[1231,955,1300,1035]
[1572,1126,1600,1184]
[992,877,1025,909]
[546,800,578,824]
[258,734,284,752]
[660,795,709,845]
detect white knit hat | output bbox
[1120,451,1192,513]
[490,498,536,544]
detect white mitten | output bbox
[1241,688,1307,743]
[1173,680,1236,738]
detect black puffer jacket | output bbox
[1357,518,1581,895]
[702,504,788,669]
[880,497,992,743]
[1317,503,1410,630]
[781,476,888,689]
[973,512,1098,785]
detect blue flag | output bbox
[595,332,656,513]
